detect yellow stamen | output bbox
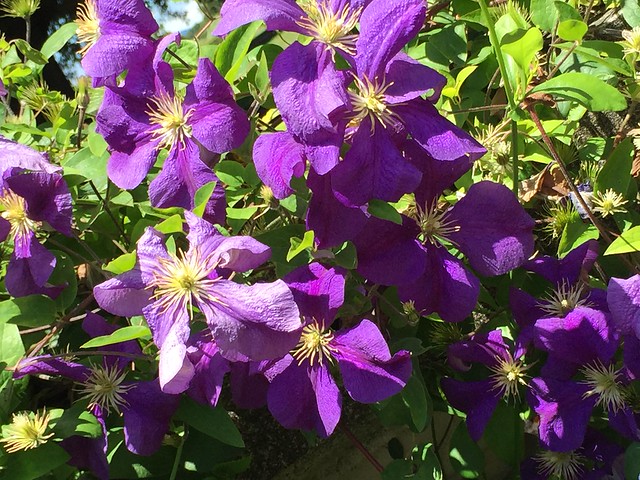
[76,364,135,414]
[147,93,195,150]
[414,203,460,246]
[0,409,53,453]
[0,190,39,240]
[297,0,362,55]
[75,0,100,57]
[348,75,399,131]
[488,353,530,399]
[291,321,337,366]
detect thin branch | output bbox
[340,423,384,473]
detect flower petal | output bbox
[253,131,306,199]
[213,0,305,36]
[284,263,346,321]
[94,268,152,317]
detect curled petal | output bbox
[253,132,306,199]
[213,0,305,37]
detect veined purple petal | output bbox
[441,378,501,441]
[447,330,511,370]
[399,246,480,323]
[202,279,302,361]
[107,142,158,190]
[5,240,60,298]
[94,268,151,317]
[253,132,306,199]
[607,275,640,338]
[13,356,90,383]
[213,0,305,37]
[185,211,271,272]
[271,41,348,160]
[332,118,422,206]
[268,360,342,437]
[353,215,425,286]
[384,53,446,104]
[0,137,60,177]
[333,319,412,403]
[0,217,9,242]
[82,33,155,79]
[61,432,108,480]
[122,380,180,456]
[395,99,487,162]
[448,181,535,276]
[187,336,230,407]
[306,171,368,249]
[525,240,599,287]
[96,0,159,34]
[355,0,426,78]
[284,263,346,321]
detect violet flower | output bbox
[607,274,640,339]
[94,211,302,393]
[441,330,529,441]
[0,138,72,297]
[353,181,535,322]
[13,313,179,479]
[75,0,159,81]
[266,263,412,437]
[97,42,249,224]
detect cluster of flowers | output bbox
[442,240,640,478]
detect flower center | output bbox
[348,76,397,131]
[0,190,39,240]
[0,409,54,453]
[148,248,223,315]
[414,203,460,246]
[75,0,100,57]
[580,361,626,413]
[297,0,361,55]
[535,450,585,480]
[489,353,529,399]
[77,364,135,414]
[147,93,195,150]
[591,188,628,217]
[291,321,337,366]
[539,281,590,317]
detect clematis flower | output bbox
[441,330,529,441]
[352,181,535,322]
[0,138,72,297]
[75,0,159,81]
[266,263,412,437]
[97,44,249,223]
[607,274,640,339]
[13,313,180,479]
[94,211,302,393]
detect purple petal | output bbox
[187,336,230,407]
[353,215,426,286]
[82,33,155,79]
[525,240,599,286]
[97,0,159,34]
[94,268,152,317]
[607,275,640,338]
[398,246,480,323]
[253,132,306,199]
[229,361,270,409]
[447,330,510,370]
[122,380,180,455]
[213,0,305,36]
[448,181,535,276]
[0,137,60,177]
[0,78,6,97]
[106,142,158,190]
[61,432,108,480]
[384,52,445,103]
[355,0,426,78]
[13,356,90,383]
[5,240,60,298]
[441,378,501,441]
[332,118,422,206]
[394,99,487,162]
[268,361,342,437]
[202,280,302,361]
[0,217,9,242]
[283,263,346,321]
[333,320,412,403]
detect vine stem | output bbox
[169,425,188,480]
[340,423,384,473]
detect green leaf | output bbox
[286,230,315,262]
[192,181,218,218]
[155,214,184,234]
[80,325,151,349]
[483,402,523,466]
[40,23,77,59]
[176,398,245,448]
[625,443,640,479]
[557,19,588,41]
[417,443,443,480]
[554,1,581,21]
[0,295,56,328]
[215,160,245,188]
[2,443,70,480]
[401,374,431,432]
[103,251,137,275]
[49,404,102,439]
[0,322,24,366]
[215,22,262,82]
[529,72,627,112]
[595,138,634,194]
[381,459,414,479]
[449,423,485,478]
[501,27,543,72]
[48,250,78,312]
[558,221,599,257]
[368,199,403,225]
[530,0,558,31]
[604,226,640,255]
[14,39,47,65]
[621,0,640,27]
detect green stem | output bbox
[477,0,517,112]
[169,425,188,480]
[511,119,519,195]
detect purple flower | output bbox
[13,313,179,478]
[353,181,535,322]
[0,138,72,297]
[441,330,528,441]
[266,263,412,437]
[0,78,7,97]
[607,274,640,338]
[75,0,159,81]
[97,43,249,223]
[94,211,302,393]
